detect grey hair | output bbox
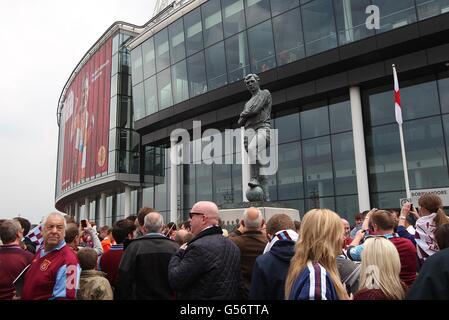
[244,73,260,82]
[43,212,67,229]
[144,212,164,233]
[243,208,263,229]
[0,219,22,244]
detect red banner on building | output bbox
[60,37,112,191]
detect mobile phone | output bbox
[81,220,87,228]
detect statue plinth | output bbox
[219,205,300,232]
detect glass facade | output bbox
[365,74,449,208]
[135,72,449,223]
[131,0,448,121]
[165,97,358,221]
[110,31,140,175]
[60,2,449,227]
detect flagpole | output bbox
[393,64,411,199]
[398,123,411,198]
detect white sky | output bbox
[0,0,156,224]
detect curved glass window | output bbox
[272,8,304,66]
[144,75,158,115]
[225,32,250,83]
[130,46,143,85]
[270,0,299,16]
[223,0,246,37]
[132,82,145,120]
[171,60,189,104]
[169,18,186,64]
[247,20,276,73]
[202,0,224,47]
[372,0,416,33]
[184,8,204,56]
[155,28,170,72]
[245,0,271,28]
[334,0,374,45]
[187,51,207,97]
[205,41,227,90]
[302,0,338,56]
[416,0,449,20]
[157,68,172,109]
[142,37,156,79]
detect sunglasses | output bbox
[189,212,205,219]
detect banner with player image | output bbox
[60,37,112,191]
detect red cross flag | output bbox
[393,64,402,125]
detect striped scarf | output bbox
[263,229,298,254]
[415,213,439,261]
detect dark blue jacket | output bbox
[168,226,241,300]
[407,247,449,300]
[249,240,295,300]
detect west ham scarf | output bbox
[415,213,439,261]
[263,229,298,254]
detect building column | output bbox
[124,186,131,217]
[241,127,250,201]
[350,86,371,212]
[99,193,106,227]
[84,198,90,221]
[74,201,79,222]
[170,138,178,223]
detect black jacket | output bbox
[407,247,449,300]
[116,234,179,300]
[168,226,242,300]
[249,240,295,300]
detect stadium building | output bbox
[56,0,449,226]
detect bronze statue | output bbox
[238,74,272,201]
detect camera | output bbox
[81,219,88,228]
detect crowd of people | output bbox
[1,193,449,300]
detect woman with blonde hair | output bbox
[285,209,349,300]
[354,237,405,300]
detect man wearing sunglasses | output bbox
[168,201,242,299]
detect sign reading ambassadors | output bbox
[410,187,449,207]
[60,37,112,191]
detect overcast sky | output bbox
[0,0,156,224]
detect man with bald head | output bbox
[22,212,80,300]
[168,201,242,299]
[116,211,179,299]
[230,207,267,299]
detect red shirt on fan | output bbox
[99,243,124,288]
[21,240,80,300]
[0,244,34,299]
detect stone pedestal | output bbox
[219,206,300,232]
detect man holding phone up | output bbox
[397,202,420,246]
